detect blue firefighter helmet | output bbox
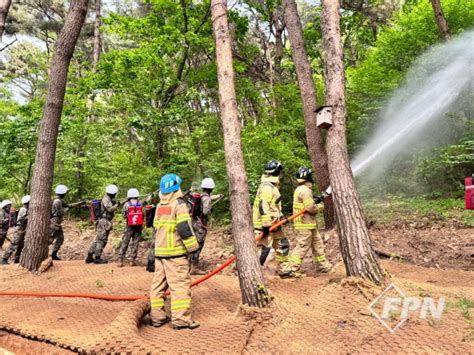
[160,174,183,194]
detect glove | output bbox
[280,216,289,224]
[146,260,155,273]
[314,196,323,204]
[262,226,270,237]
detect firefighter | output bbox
[279,167,332,278]
[253,160,290,272]
[2,195,29,264]
[0,200,12,250]
[117,188,142,267]
[189,177,224,271]
[149,174,200,330]
[86,184,120,264]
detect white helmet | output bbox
[106,184,119,194]
[55,185,68,194]
[127,188,139,198]
[201,178,216,189]
[0,200,12,209]
[21,195,31,204]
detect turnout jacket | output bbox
[252,175,283,229]
[154,190,199,258]
[293,182,323,230]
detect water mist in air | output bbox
[351,31,474,179]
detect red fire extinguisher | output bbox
[465,175,474,210]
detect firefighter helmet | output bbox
[55,185,68,195]
[160,174,182,194]
[21,195,31,204]
[295,166,313,182]
[106,184,119,194]
[201,178,215,189]
[0,200,12,209]
[264,160,283,176]
[127,188,139,198]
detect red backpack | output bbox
[127,205,144,226]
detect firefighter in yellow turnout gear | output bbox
[149,174,200,330]
[280,167,332,278]
[253,160,290,271]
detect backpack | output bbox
[145,205,156,228]
[127,204,144,226]
[10,210,19,227]
[90,199,102,222]
[187,193,203,219]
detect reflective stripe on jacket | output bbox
[252,175,282,229]
[154,190,199,258]
[293,182,322,230]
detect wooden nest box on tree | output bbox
[315,106,333,129]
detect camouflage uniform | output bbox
[2,206,28,263]
[88,194,119,258]
[49,197,68,253]
[189,192,212,265]
[118,198,142,262]
[0,208,10,249]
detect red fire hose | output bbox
[0,210,306,301]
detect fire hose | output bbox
[0,209,307,302]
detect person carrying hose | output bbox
[279,167,332,278]
[150,174,200,330]
[252,160,290,272]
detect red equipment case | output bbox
[128,205,144,226]
[465,176,474,210]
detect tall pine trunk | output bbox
[0,0,12,40]
[211,0,270,307]
[430,0,450,41]
[20,0,89,272]
[283,0,335,229]
[321,0,384,285]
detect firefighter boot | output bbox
[172,321,200,330]
[94,255,108,264]
[278,270,303,279]
[85,252,94,264]
[51,251,61,261]
[117,257,124,267]
[1,258,8,265]
[146,260,155,273]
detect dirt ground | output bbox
[0,220,472,353]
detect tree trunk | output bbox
[0,0,12,40]
[20,0,89,272]
[283,0,335,229]
[92,0,101,68]
[320,0,384,284]
[211,0,271,307]
[430,0,450,41]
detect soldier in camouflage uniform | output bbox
[49,185,70,260]
[0,200,12,250]
[117,188,142,267]
[86,184,120,264]
[2,195,30,264]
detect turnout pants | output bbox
[150,256,193,327]
[88,218,112,257]
[257,229,289,270]
[283,229,330,272]
[119,225,142,260]
[49,224,64,253]
[147,228,156,266]
[2,227,25,262]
